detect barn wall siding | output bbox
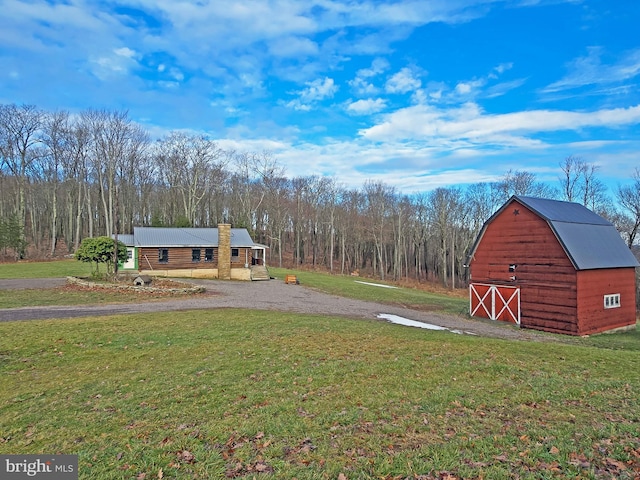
[576,268,637,335]
[471,202,580,334]
[469,197,638,336]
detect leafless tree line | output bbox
[1,104,639,286]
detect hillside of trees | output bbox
[1,104,639,287]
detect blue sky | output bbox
[1,0,639,195]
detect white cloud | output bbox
[492,62,513,76]
[484,78,527,98]
[357,57,390,78]
[90,47,140,79]
[169,68,184,82]
[360,102,640,145]
[455,82,473,95]
[349,77,379,96]
[268,36,319,58]
[349,57,389,95]
[286,77,338,110]
[346,98,387,115]
[386,67,422,94]
[158,81,179,89]
[454,78,486,96]
[114,47,136,58]
[543,47,640,93]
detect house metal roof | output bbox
[127,227,256,248]
[116,234,135,246]
[469,195,639,271]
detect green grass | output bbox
[1,310,638,479]
[269,267,469,315]
[0,287,177,309]
[0,259,93,278]
[0,260,196,308]
[580,326,640,351]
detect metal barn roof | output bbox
[127,227,256,248]
[514,195,611,225]
[469,195,639,271]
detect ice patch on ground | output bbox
[355,281,398,289]
[377,313,476,335]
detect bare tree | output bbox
[363,181,396,280]
[41,110,73,255]
[229,151,268,232]
[559,156,608,210]
[0,104,43,257]
[427,187,465,287]
[616,169,640,247]
[155,132,223,226]
[66,117,93,246]
[84,109,148,237]
[494,169,557,202]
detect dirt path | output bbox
[0,277,559,342]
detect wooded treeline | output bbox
[2,104,639,286]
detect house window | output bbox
[231,248,239,259]
[192,249,201,262]
[205,248,214,262]
[158,248,169,263]
[604,294,621,309]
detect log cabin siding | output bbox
[230,248,253,268]
[137,247,253,271]
[138,247,219,270]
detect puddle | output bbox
[377,313,475,335]
[355,281,398,289]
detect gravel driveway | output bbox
[0,277,559,342]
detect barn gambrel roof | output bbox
[125,227,257,248]
[469,195,640,271]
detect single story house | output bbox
[117,224,269,281]
[467,195,639,335]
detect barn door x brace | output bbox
[470,283,521,325]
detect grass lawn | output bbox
[0,260,199,308]
[1,310,639,479]
[0,259,93,279]
[0,285,192,309]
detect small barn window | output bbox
[231,248,239,259]
[205,248,214,262]
[158,248,169,263]
[604,294,621,309]
[192,249,201,262]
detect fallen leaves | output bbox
[176,450,195,464]
[212,432,277,477]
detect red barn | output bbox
[467,196,639,335]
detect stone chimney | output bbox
[218,224,231,280]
